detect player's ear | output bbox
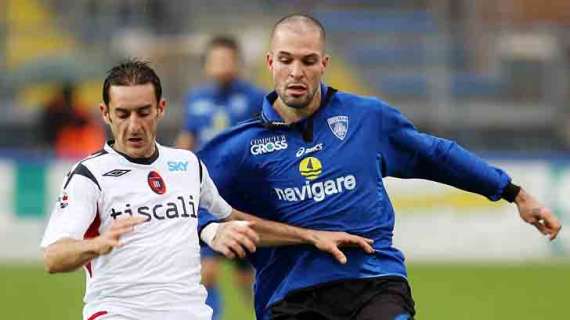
[321,54,330,73]
[99,103,112,124]
[266,52,274,72]
[156,99,167,119]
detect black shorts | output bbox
[270,276,415,320]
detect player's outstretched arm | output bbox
[202,210,374,264]
[515,187,562,241]
[42,216,146,273]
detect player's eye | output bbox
[303,57,318,66]
[278,57,292,64]
[116,111,129,119]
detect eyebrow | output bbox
[114,104,153,113]
[277,51,320,59]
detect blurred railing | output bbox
[0,0,569,152]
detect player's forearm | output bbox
[228,210,313,246]
[42,238,99,273]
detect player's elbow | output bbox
[41,248,62,274]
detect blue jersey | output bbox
[198,85,511,319]
[183,79,265,148]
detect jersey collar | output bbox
[260,84,332,126]
[104,140,160,165]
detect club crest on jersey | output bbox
[57,192,69,209]
[327,116,348,140]
[148,171,166,194]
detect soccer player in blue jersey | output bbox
[176,35,265,319]
[177,35,265,150]
[197,15,562,320]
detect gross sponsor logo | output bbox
[299,157,322,180]
[327,116,349,140]
[296,143,323,158]
[168,161,188,172]
[250,135,288,155]
[148,171,166,194]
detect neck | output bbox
[112,141,157,159]
[273,88,322,124]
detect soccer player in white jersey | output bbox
[40,60,375,320]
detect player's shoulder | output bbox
[62,149,111,190]
[199,117,264,156]
[157,144,200,163]
[73,148,112,169]
[218,117,264,141]
[334,89,401,119]
[334,90,393,110]
[235,79,265,95]
[184,84,216,103]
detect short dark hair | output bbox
[271,14,326,45]
[102,59,162,105]
[202,35,240,65]
[207,35,240,55]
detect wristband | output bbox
[501,182,521,203]
[200,223,220,248]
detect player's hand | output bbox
[515,188,562,241]
[90,216,146,256]
[211,221,259,259]
[308,230,374,264]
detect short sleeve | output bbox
[183,93,211,134]
[40,164,101,248]
[198,161,232,219]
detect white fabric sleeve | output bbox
[199,161,232,219]
[40,172,100,248]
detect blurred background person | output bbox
[39,82,105,159]
[176,35,265,320]
[176,36,265,150]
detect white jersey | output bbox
[41,142,232,320]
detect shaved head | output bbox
[270,14,326,53]
[266,14,330,112]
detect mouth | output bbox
[127,137,144,147]
[286,84,307,97]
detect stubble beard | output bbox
[279,87,316,110]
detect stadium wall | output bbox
[0,158,568,262]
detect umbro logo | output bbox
[103,169,131,177]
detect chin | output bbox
[285,98,309,109]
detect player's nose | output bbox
[126,115,144,133]
[289,61,304,79]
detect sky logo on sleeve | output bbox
[168,161,189,172]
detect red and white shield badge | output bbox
[147,171,166,194]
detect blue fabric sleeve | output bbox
[196,131,244,236]
[379,104,510,201]
[183,92,207,133]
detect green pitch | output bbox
[1,262,568,319]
